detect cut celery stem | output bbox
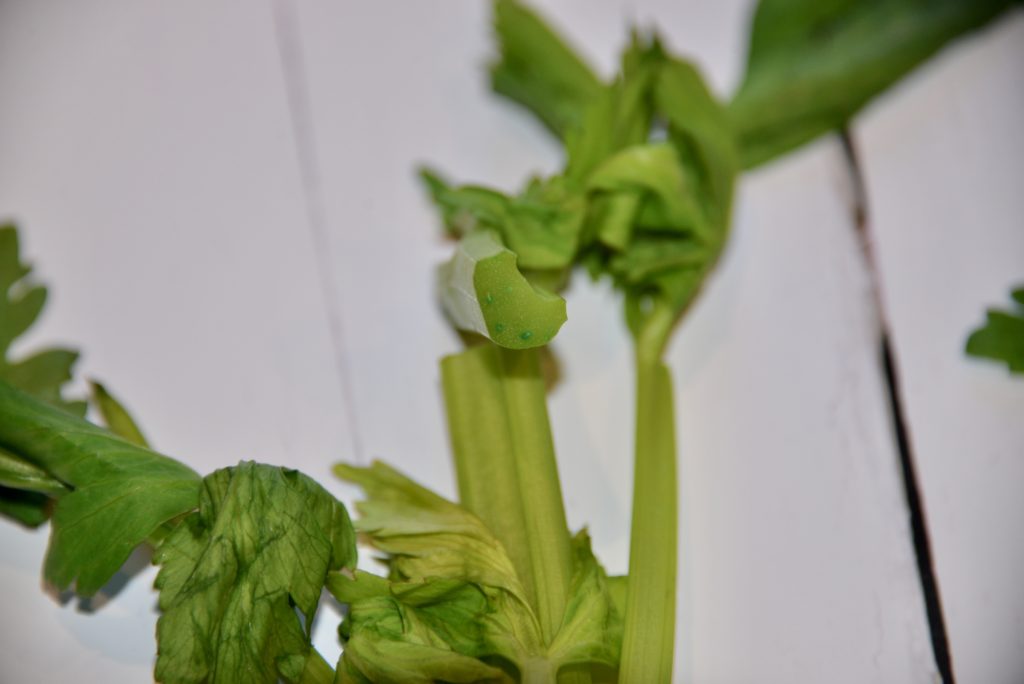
[441,344,536,604]
[440,344,576,648]
[495,346,575,646]
[619,356,678,682]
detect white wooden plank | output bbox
[856,13,1024,684]
[287,0,555,499]
[0,0,351,678]
[671,141,934,682]
[295,1,934,680]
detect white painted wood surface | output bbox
[856,12,1024,684]
[0,0,351,678]
[0,1,1015,682]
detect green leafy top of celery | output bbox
[0,373,359,684]
[90,380,150,446]
[155,461,356,684]
[490,0,602,139]
[429,16,738,360]
[730,0,1019,168]
[0,224,84,416]
[333,461,623,682]
[966,286,1024,374]
[0,225,170,530]
[0,380,202,595]
[332,573,512,684]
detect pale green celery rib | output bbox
[440,344,575,649]
[495,346,575,647]
[441,344,536,607]
[619,358,678,682]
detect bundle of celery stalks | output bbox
[0,0,1016,681]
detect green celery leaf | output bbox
[334,461,542,675]
[437,231,567,349]
[656,57,739,229]
[0,445,69,495]
[0,224,85,417]
[329,572,512,684]
[421,169,510,240]
[966,286,1024,374]
[587,143,708,241]
[154,461,356,684]
[585,193,642,252]
[0,380,201,594]
[509,176,586,269]
[608,236,708,285]
[565,33,662,183]
[731,0,1017,168]
[335,461,534,608]
[0,487,51,527]
[421,169,584,271]
[90,380,149,447]
[0,225,108,526]
[601,56,739,357]
[335,461,625,680]
[490,0,602,139]
[3,350,86,416]
[546,531,623,672]
[605,575,627,619]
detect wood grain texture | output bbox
[856,12,1024,683]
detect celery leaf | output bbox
[0,380,201,594]
[0,224,85,416]
[90,380,150,447]
[154,461,356,684]
[329,572,511,684]
[334,461,623,681]
[731,0,1018,168]
[490,0,602,139]
[966,287,1024,374]
[421,170,584,271]
[0,224,86,524]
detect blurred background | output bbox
[0,1,1021,682]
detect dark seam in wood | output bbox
[840,129,955,684]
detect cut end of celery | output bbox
[475,250,566,349]
[440,231,567,350]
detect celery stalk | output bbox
[619,357,678,682]
[441,344,573,644]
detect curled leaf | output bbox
[438,231,567,349]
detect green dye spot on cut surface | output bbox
[495,323,505,333]
[519,330,533,341]
[484,293,494,305]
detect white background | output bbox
[0,2,1021,682]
